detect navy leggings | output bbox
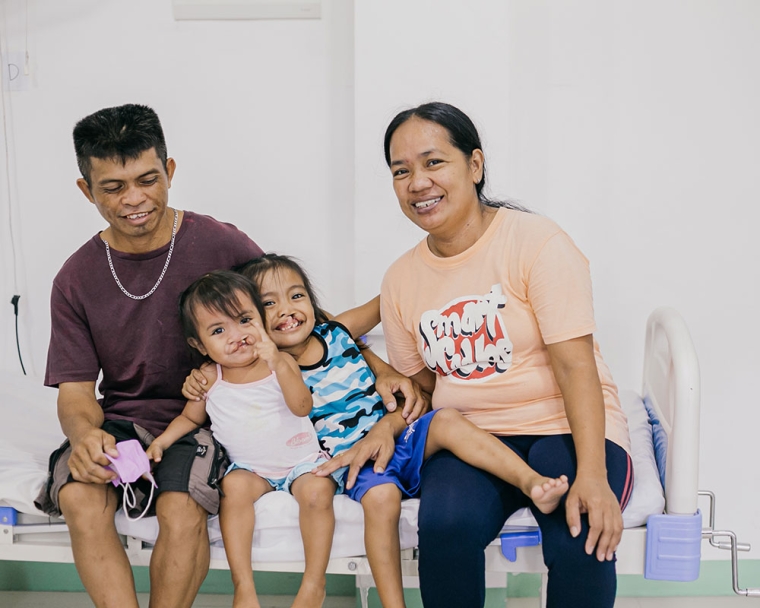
[417,434,632,608]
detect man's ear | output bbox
[76,178,95,204]
[187,337,207,356]
[165,157,176,187]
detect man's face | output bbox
[77,148,176,252]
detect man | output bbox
[35,104,264,608]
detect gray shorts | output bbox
[34,420,228,518]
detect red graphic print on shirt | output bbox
[419,285,513,383]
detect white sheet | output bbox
[0,372,664,563]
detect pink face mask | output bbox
[105,439,157,522]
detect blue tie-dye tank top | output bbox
[300,321,386,457]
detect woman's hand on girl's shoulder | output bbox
[182,362,216,401]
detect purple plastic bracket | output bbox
[645,510,702,581]
[499,526,542,562]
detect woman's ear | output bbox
[187,337,207,356]
[470,148,484,185]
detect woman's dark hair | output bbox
[179,270,266,347]
[236,254,329,325]
[383,102,529,212]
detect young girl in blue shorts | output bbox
[184,255,569,608]
[147,270,340,608]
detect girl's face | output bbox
[189,291,265,369]
[257,267,316,353]
[388,117,483,240]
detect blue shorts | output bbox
[227,459,346,494]
[346,409,438,503]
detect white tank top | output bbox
[205,365,322,478]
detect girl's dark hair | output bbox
[383,101,529,212]
[179,270,266,347]
[236,254,329,325]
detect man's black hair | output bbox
[73,104,168,184]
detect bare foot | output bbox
[529,475,569,514]
[291,579,326,608]
[233,585,262,608]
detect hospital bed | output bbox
[1,307,758,606]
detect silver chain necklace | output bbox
[103,209,179,300]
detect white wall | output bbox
[1,0,757,561]
[354,0,760,556]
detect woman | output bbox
[376,102,632,608]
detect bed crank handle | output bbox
[698,491,751,551]
[698,491,758,596]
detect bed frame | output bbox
[1,307,758,606]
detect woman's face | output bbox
[388,117,483,238]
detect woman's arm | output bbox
[334,295,381,339]
[546,334,623,562]
[361,348,432,423]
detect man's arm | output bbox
[58,381,118,484]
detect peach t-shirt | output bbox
[381,208,630,452]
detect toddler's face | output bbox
[191,291,265,368]
[257,268,316,353]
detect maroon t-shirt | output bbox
[45,211,264,437]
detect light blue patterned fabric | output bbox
[643,395,668,489]
[300,321,386,457]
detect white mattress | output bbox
[0,372,663,562]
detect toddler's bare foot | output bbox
[232,585,261,608]
[291,578,326,608]
[529,475,569,514]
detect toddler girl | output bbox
[147,270,337,608]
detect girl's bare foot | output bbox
[232,585,262,608]
[529,475,569,514]
[291,578,326,608]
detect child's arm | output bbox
[182,361,215,401]
[250,321,313,417]
[333,295,380,339]
[147,371,214,462]
[147,401,208,462]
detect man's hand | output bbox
[67,428,119,484]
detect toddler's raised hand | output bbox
[250,321,281,370]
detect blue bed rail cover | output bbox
[645,510,702,581]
